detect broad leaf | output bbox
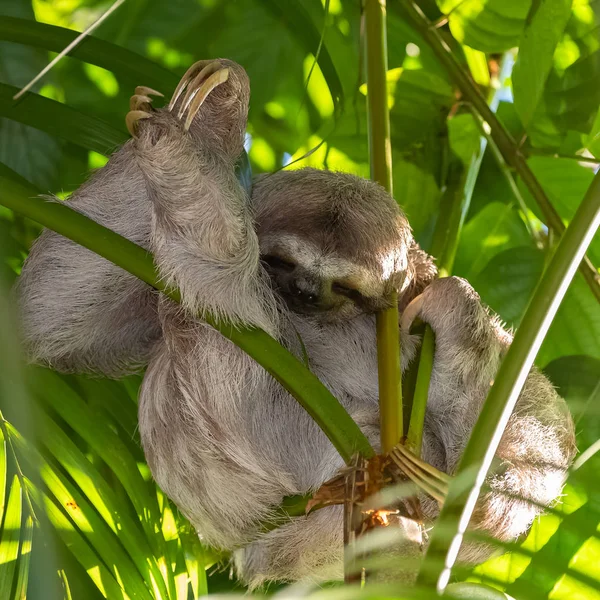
[524,0,600,149]
[519,156,600,264]
[513,0,573,128]
[438,0,532,53]
[454,202,533,280]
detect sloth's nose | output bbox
[289,278,320,305]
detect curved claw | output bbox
[126,110,152,138]
[401,293,425,332]
[129,94,153,111]
[135,85,163,98]
[168,60,213,111]
[183,67,230,131]
[177,62,223,119]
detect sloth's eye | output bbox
[262,255,296,272]
[332,281,364,302]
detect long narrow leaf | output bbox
[30,369,162,539]
[8,425,154,600]
[0,476,21,599]
[0,17,178,92]
[0,428,6,529]
[13,515,33,600]
[23,479,127,600]
[0,83,126,155]
[33,405,172,600]
[506,498,600,597]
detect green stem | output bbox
[363,0,403,454]
[418,168,600,591]
[0,173,374,465]
[407,102,490,455]
[400,0,600,304]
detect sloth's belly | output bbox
[137,316,387,546]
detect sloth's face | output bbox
[251,167,413,321]
[260,233,398,321]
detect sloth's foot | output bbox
[388,443,449,506]
[400,276,501,357]
[126,59,249,158]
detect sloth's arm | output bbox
[401,277,576,554]
[15,139,160,377]
[130,60,277,334]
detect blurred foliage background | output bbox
[0,0,599,598]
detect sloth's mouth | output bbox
[280,291,336,315]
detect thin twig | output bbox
[13,0,127,100]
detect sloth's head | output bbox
[252,168,432,321]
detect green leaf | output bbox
[0,83,126,155]
[13,514,33,600]
[257,0,344,114]
[29,369,164,545]
[588,106,600,157]
[0,8,63,190]
[475,247,600,366]
[462,46,491,87]
[0,476,21,599]
[439,0,532,53]
[0,428,5,528]
[32,405,172,599]
[454,202,533,280]
[507,499,600,598]
[0,17,179,92]
[513,0,573,127]
[23,479,126,600]
[544,355,600,450]
[537,274,600,366]
[473,246,543,327]
[525,0,600,149]
[9,426,154,600]
[519,156,600,263]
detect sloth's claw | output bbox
[135,85,163,98]
[166,60,231,130]
[183,68,230,131]
[177,62,223,119]
[129,94,152,111]
[388,444,449,506]
[168,60,205,111]
[126,110,152,138]
[401,293,425,332]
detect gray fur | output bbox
[16,59,576,587]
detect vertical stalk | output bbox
[363,0,402,454]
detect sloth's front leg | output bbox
[399,277,576,555]
[126,60,276,332]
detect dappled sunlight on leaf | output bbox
[83,64,119,98]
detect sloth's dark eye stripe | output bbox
[262,255,296,272]
[332,282,365,302]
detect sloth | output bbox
[16,59,576,586]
